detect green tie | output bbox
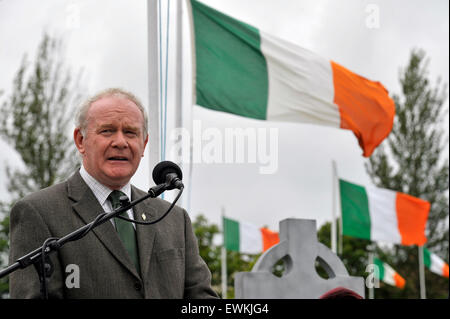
[109,190,141,274]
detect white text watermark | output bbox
[169,120,279,174]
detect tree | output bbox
[0,33,84,297]
[192,214,221,292]
[365,49,449,298]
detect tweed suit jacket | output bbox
[8,171,218,299]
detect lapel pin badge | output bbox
[141,213,147,221]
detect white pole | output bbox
[368,247,374,299]
[175,0,183,132]
[336,163,343,256]
[338,208,343,255]
[419,246,426,299]
[147,0,161,181]
[221,247,227,299]
[174,0,184,206]
[331,160,336,254]
[184,0,195,214]
[221,207,227,299]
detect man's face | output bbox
[74,95,148,189]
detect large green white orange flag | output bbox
[223,217,279,254]
[188,0,395,157]
[423,248,449,278]
[339,179,430,245]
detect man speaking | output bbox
[8,88,218,299]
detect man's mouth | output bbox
[108,156,128,161]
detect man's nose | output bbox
[111,131,128,148]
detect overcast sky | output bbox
[0,0,448,236]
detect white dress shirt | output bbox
[79,165,135,229]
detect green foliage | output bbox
[192,214,221,293]
[365,49,449,298]
[0,33,84,297]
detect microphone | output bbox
[152,161,184,190]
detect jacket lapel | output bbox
[131,186,157,279]
[67,172,141,280]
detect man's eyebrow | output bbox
[96,124,115,130]
[123,125,140,132]
[95,123,142,132]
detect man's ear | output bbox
[142,134,149,157]
[74,128,85,155]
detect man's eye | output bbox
[125,131,137,136]
[100,129,113,134]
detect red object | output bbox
[320,287,364,299]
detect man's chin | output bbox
[102,171,134,189]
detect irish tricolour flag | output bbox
[188,0,395,157]
[223,217,279,254]
[339,179,430,245]
[373,258,406,289]
[423,248,449,278]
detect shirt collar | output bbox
[79,165,132,206]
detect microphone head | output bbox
[152,161,183,185]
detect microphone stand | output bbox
[0,182,182,299]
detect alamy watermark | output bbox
[66,2,81,29]
[365,4,380,29]
[65,264,80,289]
[365,263,380,288]
[169,120,279,174]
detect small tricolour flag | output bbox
[188,0,395,157]
[423,248,449,278]
[373,258,406,289]
[223,217,279,254]
[339,179,430,245]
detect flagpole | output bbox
[418,245,426,299]
[338,210,343,256]
[331,160,338,254]
[221,206,227,299]
[175,0,183,131]
[368,243,375,299]
[174,0,184,205]
[147,0,161,182]
[336,162,343,256]
[333,160,343,255]
[185,0,195,214]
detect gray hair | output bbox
[76,88,148,138]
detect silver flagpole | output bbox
[331,160,338,254]
[174,0,184,206]
[185,0,195,214]
[221,207,227,299]
[419,245,426,299]
[336,163,343,256]
[175,0,183,133]
[147,0,161,181]
[368,243,375,299]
